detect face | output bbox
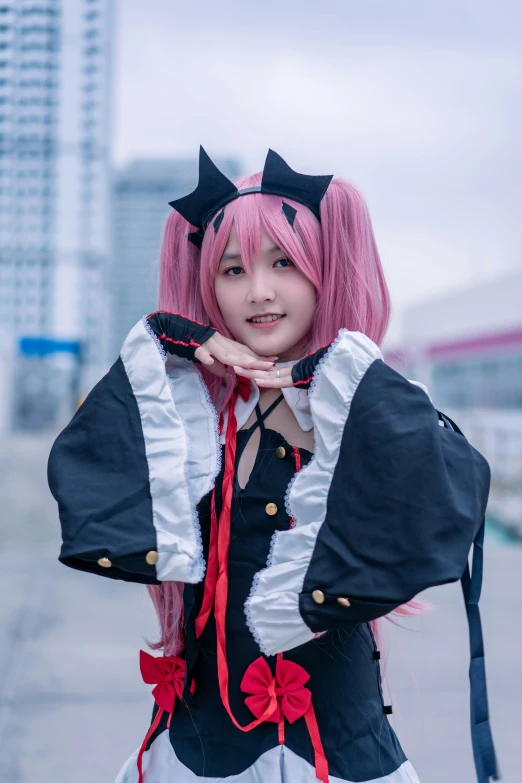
[214,224,317,362]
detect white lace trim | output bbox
[142,316,168,364]
[245,333,346,649]
[265,530,279,568]
[282,329,346,524]
[308,328,348,399]
[175,399,206,583]
[244,570,271,656]
[283,457,317,524]
[193,368,223,492]
[244,514,295,655]
[167,372,207,583]
[244,331,336,651]
[143,316,222,486]
[142,315,221,584]
[246,333,348,637]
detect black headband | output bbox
[168,146,333,248]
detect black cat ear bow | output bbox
[168,146,334,248]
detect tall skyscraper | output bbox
[111,157,241,358]
[0,0,113,430]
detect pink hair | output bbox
[147,171,416,656]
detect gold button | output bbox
[265,502,278,516]
[97,557,112,568]
[275,446,286,459]
[337,597,351,608]
[312,589,325,604]
[145,550,159,566]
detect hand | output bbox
[232,364,295,389]
[233,341,334,389]
[195,333,278,379]
[145,312,277,378]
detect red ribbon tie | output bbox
[241,657,329,783]
[236,376,251,402]
[136,652,192,783]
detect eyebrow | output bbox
[219,244,281,264]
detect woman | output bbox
[48,148,497,783]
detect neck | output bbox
[257,386,282,408]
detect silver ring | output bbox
[276,369,280,379]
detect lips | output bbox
[247,314,286,330]
[247,314,285,323]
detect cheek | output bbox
[214,279,243,330]
[214,279,232,316]
[288,276,316,322]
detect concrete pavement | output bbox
[0,434,520,782]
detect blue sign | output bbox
[19,337,82,358]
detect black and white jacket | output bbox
[48,313,497,783]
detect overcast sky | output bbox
[112,1,522,343]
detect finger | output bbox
[212,335,278,363]
[233,366,292,380]
[254,377,294,389]
[225,354,275,370]
[234,366,294,388]
[194,346,214,365]
[240,356,276,369]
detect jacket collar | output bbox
[217,357,432,445]
[218,359,313,446]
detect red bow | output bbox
[241,657,329,783]
[137,652,192,783]
[236,375,251,402]
[139,650,186,714]
[241,656,311,724]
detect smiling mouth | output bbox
[247,314,285,324]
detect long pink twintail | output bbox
[146,582,185,656]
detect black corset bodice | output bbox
[147,396,407,781]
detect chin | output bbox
[246,332,299,360]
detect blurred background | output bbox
[0,1,520,781]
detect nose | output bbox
[246,268,276,304]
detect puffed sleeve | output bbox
[47,314,220,584]
[245,328,491,655]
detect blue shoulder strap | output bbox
[438,412,499,782]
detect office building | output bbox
[384,268,522,537]
[384,268,522,410]
[0,0,113,429]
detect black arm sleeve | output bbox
[246,329,490,653]
[48,316,219,584]
[299,358,490,630]
[145,311,216,363]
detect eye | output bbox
[274,257,294,268]
[224,266,244,276]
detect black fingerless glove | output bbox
[291,343,332,389]
[146,311,217,364]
